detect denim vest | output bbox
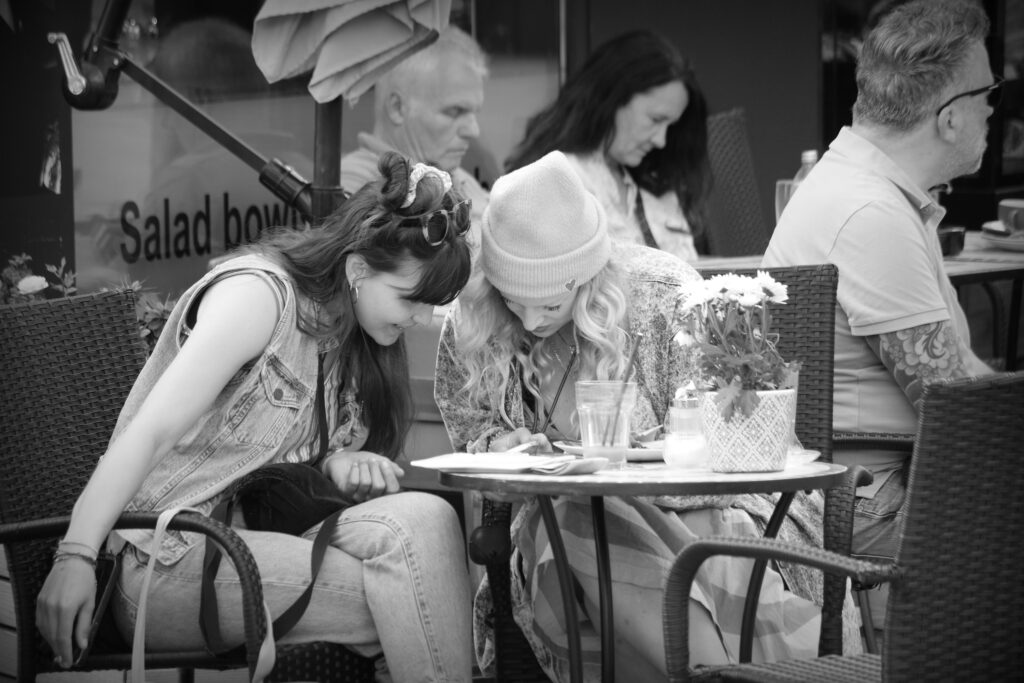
[114,255,330,564]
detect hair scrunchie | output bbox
[402,163,453,208]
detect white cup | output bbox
[998,199,1024,233]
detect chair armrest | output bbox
[662,535,899,679]
[0,511,267,679]
[834,431,916,452]
[843,464,875,489]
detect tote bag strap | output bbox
[200,507,343,652]
[131,507,276,683]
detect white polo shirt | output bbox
[762,127,971,493]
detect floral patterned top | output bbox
[434,242,722,511]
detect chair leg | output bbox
[854,587,878,654]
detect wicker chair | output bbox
[0,290,375,682]
[663,371,1024,682]
[468,264,866,679]
[703,108,771,257]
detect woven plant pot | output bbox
[699,389,796,472]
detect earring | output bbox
[351,283,360,303]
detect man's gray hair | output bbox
[373,26,488,117]
[853,0,989,130]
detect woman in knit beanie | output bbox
[434,151,842,681]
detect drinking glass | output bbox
[575,380,637,469]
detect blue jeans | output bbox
[113,491,472,682]
[851,471,905,561]
[851,472,905,630]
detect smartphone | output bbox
[71,551,121,666]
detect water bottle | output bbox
[776,149,818,222]
[663,391,709,469]
[793,149,819,186]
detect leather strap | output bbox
[634,189,659,249]
[200,506,343,653]
[315,352,329,463]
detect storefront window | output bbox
[73,0,562,299]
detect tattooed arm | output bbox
[865,320,993,412]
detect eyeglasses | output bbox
[416,198,472,247]
[934,75,1004,116]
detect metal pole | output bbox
[312,99,346,222]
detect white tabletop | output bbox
[437,461,847,497]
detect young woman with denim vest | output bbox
[37,152,475,682]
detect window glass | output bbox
[73,0,562,299]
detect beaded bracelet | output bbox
[53,549,98,569]
[57,538,99,561]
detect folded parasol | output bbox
[252,0,450,104]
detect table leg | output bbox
[538,496,584,683]
[739,490,796,663]
[591,496,615,683]
[1006,279,1021,371]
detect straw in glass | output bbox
[601,333,643,446]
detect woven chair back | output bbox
[704,108,771,256]
[0,291,146,676]
[883,371,1024,679]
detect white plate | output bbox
[980,232,1024,252]
[411,452,569,473]
[553,440,665,462]
[981,219,1011,235]
[412,452,609,475]
[786,447,821,467]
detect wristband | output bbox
[58,539,99,561]
[53,549,98,569]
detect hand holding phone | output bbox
[70,551,121,666]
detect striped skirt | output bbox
[473,492,862,682]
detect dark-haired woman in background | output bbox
[37,152,474,682]
[506,30,712,262]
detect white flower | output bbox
[17,275,48,295]
[755,270,788,303]
[678,280,714,311]
[671,270,796,401]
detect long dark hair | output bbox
[506,30,711,237]
[255,152,472,459]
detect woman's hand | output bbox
[322,451,405,503]
[482,429,551,503]
[36,557,98,668]
[488,428,552,454]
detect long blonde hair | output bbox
[455,259,631,425]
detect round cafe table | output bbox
[438,460,848,683]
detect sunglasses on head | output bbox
[415,198,472,247]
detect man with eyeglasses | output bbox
[762,0,997,639]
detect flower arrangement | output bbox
[3,253,176,356]
[99,279,178,354]
[1,253,76,304]
[674,271,800,421]
[133,285,178,353]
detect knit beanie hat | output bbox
[481,150,611,300]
